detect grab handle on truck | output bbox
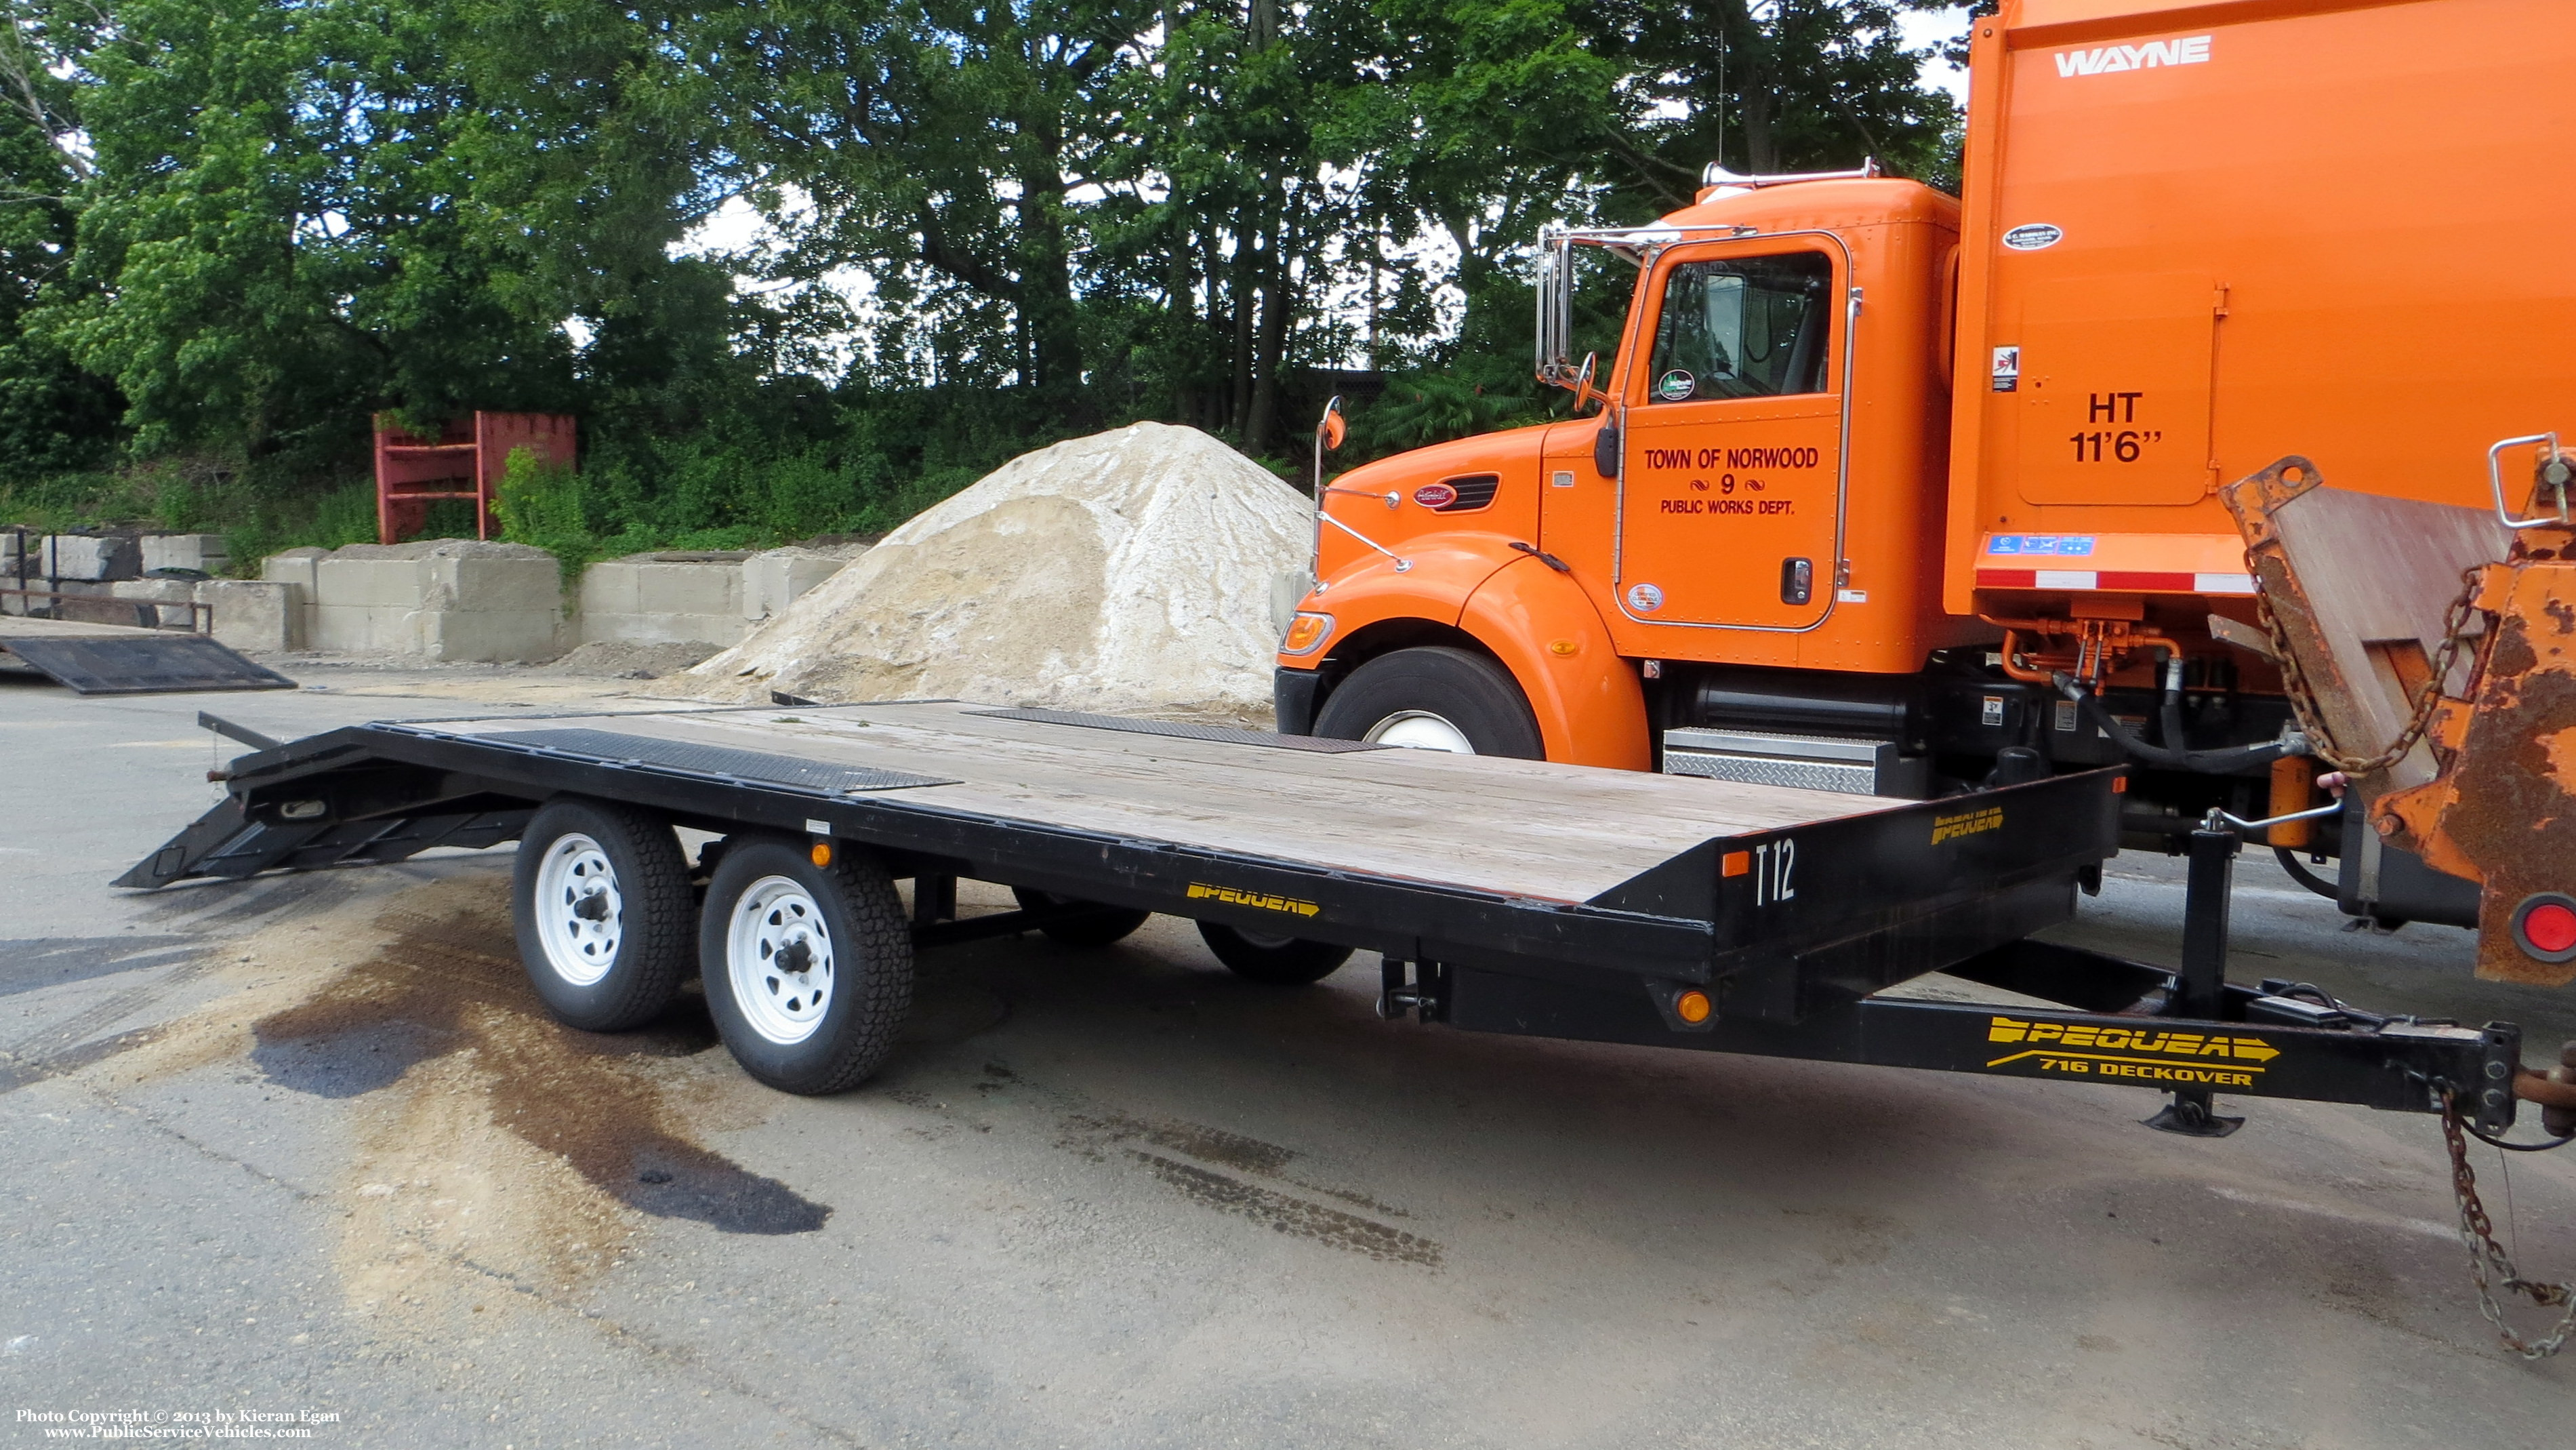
[2487,431,2569,529]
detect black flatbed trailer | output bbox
[123,700,2527,1135]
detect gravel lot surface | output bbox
[2,660,2569,1447]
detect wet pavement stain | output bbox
[0,937,203,999]
[252,900,832,1236]
[1,955,226,1097]
[1128,1151,1442,1266]
[1061,1110,1296,1177]
[1048,1107,1432,1259]
[0,1025,162,1095]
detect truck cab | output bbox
[1277,171,2015,788]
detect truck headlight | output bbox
[1280,612,1334,656]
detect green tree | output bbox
[39,0,726,470]
[0,5,119,479]
[1592,0,1964,204]
[703,0,1160,401]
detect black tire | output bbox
[1011,887,1151,948]
[511,798,695,1032]
[701,837,915,1095]
[1198,921,1354,986]
[1311,645,1543,758]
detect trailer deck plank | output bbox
[402,700,1908,904]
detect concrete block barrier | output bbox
[745,548,851,625]
[261,539,565,662]
[246,538,859,662]
[109,577,199,629]
[45,579,129,626]
[140,533,229,575]
[196,579,302,652]
[579,551,754,649]
[41,534,140,582]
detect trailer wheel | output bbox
[701,839,914,1095]
[1198,922,1353,986]
[1011,887,1151,948]
[1313,646,1542,757]
[512,799,695,1032]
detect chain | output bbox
[2439,1094,2576,1359]
[2259,564,2487,777]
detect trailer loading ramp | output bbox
[0,616,293,695]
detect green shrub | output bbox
[493,447,604,576]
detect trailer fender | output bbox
[1460,555,1651,770]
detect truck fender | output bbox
[1292,538,1519,641]
[1460,556,1651,770]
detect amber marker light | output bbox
[1280,611,1334,656]
[810,841,834,868]
[1548,639,1579,656]
[1721,849,1751,877]
[1675,989,1713,1024]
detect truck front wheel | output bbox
[1312,646,1543,758]
[701,838,915,1094]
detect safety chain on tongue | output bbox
[2439,1093,2576,1359]
[2260,565,2487,778]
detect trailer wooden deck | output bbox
[406,700,1912,904]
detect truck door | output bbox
[1612,241,1846,630]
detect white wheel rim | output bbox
[1364,710,1477,754]
[727,875,836,1045]
[533,832,622,986]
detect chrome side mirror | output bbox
[1534,235,1574,385]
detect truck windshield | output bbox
[1645,251,1832,402]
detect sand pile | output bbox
[678,422,1312,713]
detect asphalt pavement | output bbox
[1,659,2568,1448]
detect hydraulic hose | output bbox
[2049,672,2293,776]
[2273,846,2342,900]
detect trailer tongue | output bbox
[117,699,2549,1140]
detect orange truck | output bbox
[1273,0,2576,976]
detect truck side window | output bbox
[1645,252,1833,403]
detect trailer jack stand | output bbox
[2144,820,2255,1137]
[2144,1090,2245,1137]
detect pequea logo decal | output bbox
[2001,223,2062,251]
[2055,34,2211,77]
